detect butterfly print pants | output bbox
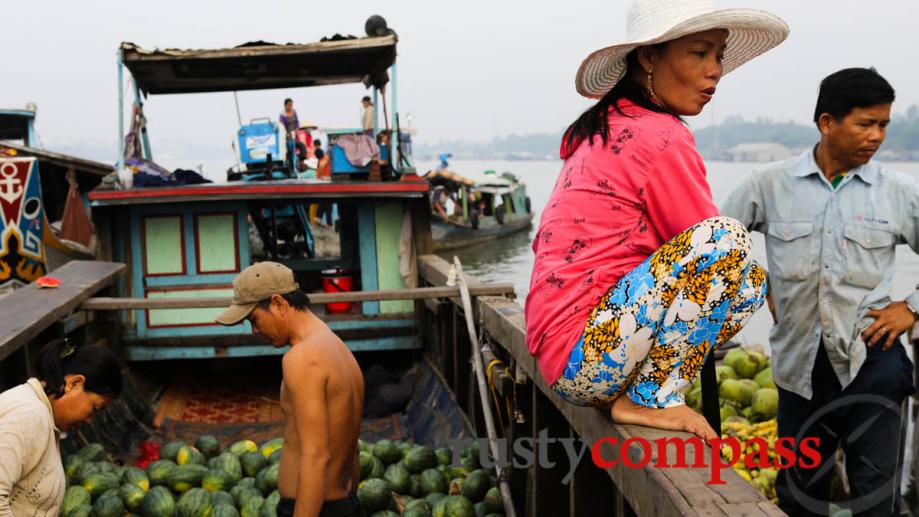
[552,217,767,408]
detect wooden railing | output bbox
[418,254,784,517]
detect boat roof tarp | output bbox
[121,34,398,95]
[423,169,516,188]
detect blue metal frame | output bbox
[357,203,379,315]
[125,336,417,361]
[117,48,124,172]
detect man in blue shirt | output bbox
[722,68,919,516]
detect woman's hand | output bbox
[861,302,918,350]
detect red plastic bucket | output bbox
[322,268,353,314]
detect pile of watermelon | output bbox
[60,436,283,517]
[355,439,505,517]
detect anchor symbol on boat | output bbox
[0,164,23,204]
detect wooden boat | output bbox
[424,169,533,251]
[0,19,793,517]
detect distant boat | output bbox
[424,168,533,252]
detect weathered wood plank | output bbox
[478,294,784,516]
[80,284,515,310]
[0,261,125,362]
[716,502,773,516]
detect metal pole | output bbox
[117,48,125,172]
[390,63,400,170]
[133,81,153,162]
[233,91,243,127]
[372,87,379,135]
[454,257,517,517]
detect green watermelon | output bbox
[420,469,448,495]
[382,464,411,494]
[211,490,235,507]
[255,463,279,495]
[240,495,264,517]
[62,485,92,516]
[369,457,385,479]
[459,456,478,472]
[357,478,392,512]
[146,460,176,487]
[371,511,400,517]
[121,467,151,492]
[229,440,258,457]
[359,451,375,480]
[139,486,175,517]
[160,441,187,462]
[81,473,119,499]
[433,495,475,517]
[64,455,85,479]
[177,446,207,466]
[448,467,470,480]
[410,474,426,498]
[424,493,447,506]
[92,491,124,517]
[237,477,257,490]
[460,470,490,503]
[167,465,209,493]
[483,487,502,514]
[202,469,236,492]
[195,435,222,459]
[233,487,263,508]
[94,461,115,475]
[67,504,92,517]
[177,487,214,517]
[373,440,402,465]
[214,453,243,482]
[260,490,280,517]
[241,452,266,478]
[404,498,434,517]
[213,503,241,517]
[75,443,107,462]
[358,439,370,454]
[72,462,103,485]
[405,447,438,474]
[397,441,413,458]
[258,438,283,459]
[435,448,452,467]
[267,449,282,465]
[119,483,147,512]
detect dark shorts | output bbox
[277,494,364,517]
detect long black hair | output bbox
[35,339,122,398]
[562,45,680,158]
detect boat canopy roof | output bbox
[424,169,519,189]
[120,34,397,95]
[0,109,35,141]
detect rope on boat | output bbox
[454,257,517,517]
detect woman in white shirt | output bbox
[0,340,122,517]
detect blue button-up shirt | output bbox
[721,149,919,399]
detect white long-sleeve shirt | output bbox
[0,379,65,517]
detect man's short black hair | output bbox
[284,98,293,105]
[813,68,895,125]
[315,148,324,159]
[362,96,372,103]
[256,290,311,312]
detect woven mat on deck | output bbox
[154,376,283,426]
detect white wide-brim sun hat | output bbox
[576,0,790,99]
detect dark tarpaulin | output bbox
[120,35,397,95]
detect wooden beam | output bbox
[79,284,515,310]
[476,295,781,517]
[0,261,125,362]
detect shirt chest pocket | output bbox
[842,224,896,289]
[766,221,816,280]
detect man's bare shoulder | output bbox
[282,346,326,384]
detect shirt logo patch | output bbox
[853,215,889,225]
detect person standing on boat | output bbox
[525,0,788,439]
[0,340,122,517]
[361,96,375,137]
[722,68,919,516]
[216,262,364,517]
[280,98,308,168]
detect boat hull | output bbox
[432,213,533,252]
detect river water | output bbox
[419,158,919,351]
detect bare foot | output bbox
[610,395,718,441]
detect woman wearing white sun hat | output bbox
[525,0,788,439]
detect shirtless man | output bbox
[216,262,365,517]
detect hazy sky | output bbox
[5,0,919,175]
